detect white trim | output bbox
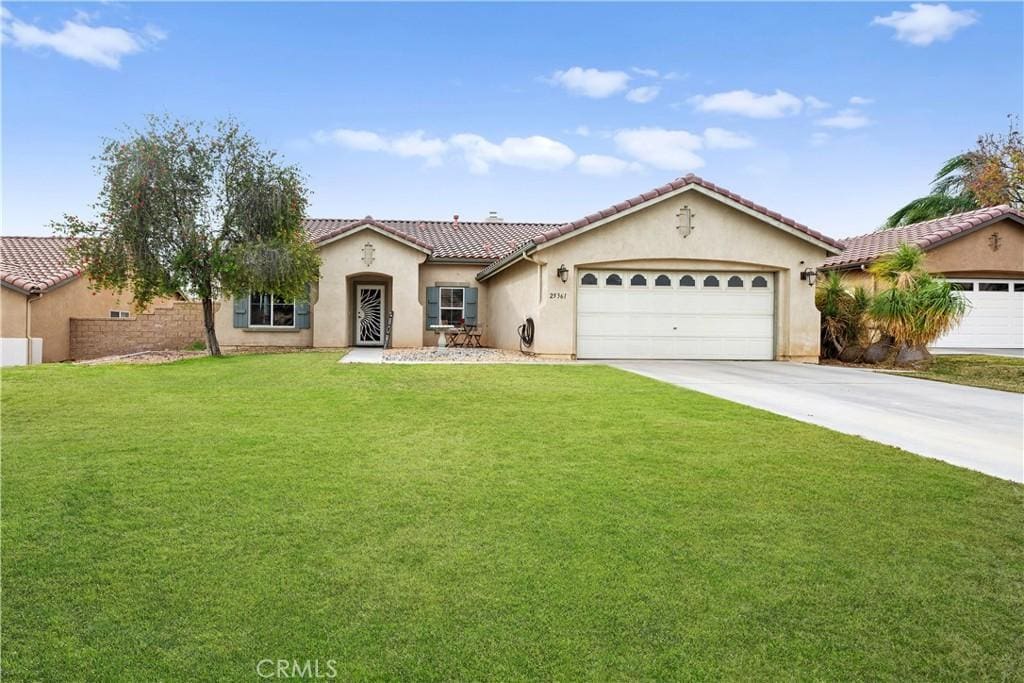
[438,286,466,326]
[248,291,297,329]
[315,223,432,254]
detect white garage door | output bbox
[933,279,1024,349]
[576,270,775,360]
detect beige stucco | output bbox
[484,188,831,361]
[1,278,167,362]
[832,217,1024,292]
[216,191,833,360]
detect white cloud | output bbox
[614,128,705,171]
[546,66,631,98]
[689,89,804,118]
[804,95,831,110]
[703,127,755,150]
[632,67,660,78]
[816,109,871,129]
[872,3,978,46]
[314,128,447,165]
[450,134,575,174]
[577,154,643,176]
[625,85,661,104]
[1,8,165,69]
[573,125,591,137]
[849,96,874,105]
[810,132,831,146]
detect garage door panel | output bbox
[933,280,1024,349]
[576,270,775,360]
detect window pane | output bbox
[1015,283,1024,292]
[250,292,272,325]
[630,274,647,286]
[951,282,974,291]
[273,301,295,326]
[440,288,453,307]
[727,276,744,288]
[752,276,768,288]
[979,283,1009,292]
[680,275,695,287]
[655,275,671,287]
[581,273,598,285]
[450,288,464,306]
[703,275,720,288]
[606,274,622,286]
[441,308,463,325]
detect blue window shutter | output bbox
[464,287,478,326]
[295,286,311,329]
[233,295,248,328]
[426,287,440,329]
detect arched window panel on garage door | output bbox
[703,275,720,288]
[680,275,696,287]
[581,273,598,286]
[728,276,744,288]
[605,273,623,286]
[630,274,647,287]
[752,276,769,288]
[655,275,672,287]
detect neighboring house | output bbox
[0,236,175,365]
[822,205,1024,350]
[218,174,843,361]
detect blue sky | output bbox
[3,2,1021,239]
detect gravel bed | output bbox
[75,350,207,365]
[383,347,570,363]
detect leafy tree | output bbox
[885,116,1024,227]
[59,116,320,356]
[867,244,967,362]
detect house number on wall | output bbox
[549,292,567,300]
[989,232,1002,251]
[361,242,376,267]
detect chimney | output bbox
[453,213,459,228]
[486,211,503,223]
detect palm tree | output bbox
[867,244,967,363]
[884,154,979,227]
[815,271,872,359]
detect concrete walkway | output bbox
[608,360,1024,483]
[338,348,383,363]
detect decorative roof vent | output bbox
[486,211,504,223]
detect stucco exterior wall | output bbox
[3,278,166,362]
[484,189,831,360]
[925,218,1024,277]
[2,286,28,337]
[419,263,490,346]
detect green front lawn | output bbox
[901,354,1024,393]
[3,354,1022,680]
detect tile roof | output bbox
[532,173,844,250]
[478,173,843,279]
[305,216,560,261]
[0,236,81,293]
[822,205,1024,269]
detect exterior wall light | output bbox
[800,268,818,286]
[557,264,569,283]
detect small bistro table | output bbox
[429,324,456,348]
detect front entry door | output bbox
[355,285,385,346]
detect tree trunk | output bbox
[201,296,222,357]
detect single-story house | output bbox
[0,236,177,365]
[821,205,1024,350]
[217,174,843,361]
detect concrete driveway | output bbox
[608,361,1024,483]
